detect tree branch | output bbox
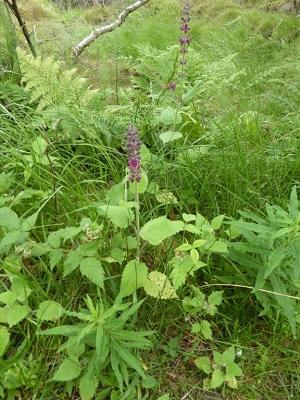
[4,0,37,57]
[73,0,150,56]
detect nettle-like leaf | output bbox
[210,368,225,389]
[79,373,98,400]
[0,207,20,231]
[52,357,81,382]
[0,326,10,356]
[156,190,178,205]
[157,107,182,125]
[159,131,183,144]
[79,257,105,288]
[98,205,134,228]
[120,260,148,297]
[140,216,184,245]
[144,271,177,299]
[37,300,65,321]
[0,303,29,327]
[192,320,213,340]
[194,356,212,374]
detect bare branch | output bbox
[73,0,150,56]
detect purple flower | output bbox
[167,82,177,91]
[180,0,191,69]
[127,125,141,182]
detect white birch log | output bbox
[73,0,150,56]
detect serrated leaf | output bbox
[120,260,148,297]
[194,356,211,374]
[207,240,228,253]
[226,375,238,389]
[21,211,39,231]
[208,291,223,306]
[79,373,98,400]
[0,291,16,305]
[190,248,199,264]
[144,271,177,299]
[52,358,81,382]
[79,257,105,287]
[0,207,20,231]
[157,107,182,125]
[49,249,64,270]
[222,346,235,365]
[6,304,29,327]
[211,215,225,230]
[0,326,10,356]
[37,300,65,321]
[176,243,193,251]
[140,216,184,245]
[226,362,243,377]
[200,320,213,340]
[210,368,224,389]
[182,213,196,222]
[98,205,133,228]
[159,131,183,144]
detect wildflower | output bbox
[167,82,177,91]
[127,124,141,182]
[180,0,191,69]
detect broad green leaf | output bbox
[208,291,223,306]
[226,375,238,389]
[140,216,184,245]
[6,304,29,327]
[0,291,16,305]
[79,257,105,288]
[226,362,243,377]
[49,249,64,270]
[213,351,224,367]
[194,356,211,374]
[21,211,39,232]
[79,373,98,400]
[190,248,199,264]
[0,326,10,356]
[222,346,235,365]
[0,231,27,253]
[210,368,224,389]
[60,226,81,242]
[144,271,177,299]
[32,136,47,156]
[37,300,65,321]
[63,247,83,277]
[176,243,193,251]
[98,205,133,228]
[264,251,286,279]
[159,131,183,144]
[211,215,225,230]
[170,256,202,290]
[129,170,148,194]
[120,260,148,297]
[157,107,182,125]
[207,240,228,253]
[0,207,20,231]
[11,276,32,302]
[52,358,81,382]
[182,213,196,222]
[200,320,213,340]
[157,395,170,400]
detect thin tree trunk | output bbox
[4,0,37,57]
[73,0,150,56]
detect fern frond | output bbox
[17,49,98,111]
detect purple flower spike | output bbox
[180,0,191,71]
[127,125,142,183]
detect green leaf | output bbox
[0,207,20,231]
[157,107,182,125]
[49,248,64,270]
[0,291,16,305]
[211,215,225,230]
[37,300,65,321]
[21,211,39,232]
[6,304,29,327]
[222,346,235,365]
[79,257,105,287]
[226,362,243,377]
[11,276,32,302]
[79,373,98,400]
[213,351,224,367]
[226,375,238,389]
[144,271,177,299]
[52,358,81,382]
[190,248,199,264]
[120,260,148,297]
[159,131,183,144]
[60,226,81,242]
[0,326,10,356]
[129,170,148,194]
[289,186,298,221]
[206,240,228,253]
[210,368,224,389]
[98,205,133,228]
[264,250,286,279]
[113,340,145,378]
[176,243,193,251]
[64,247,83,277]
[157,395,170,400]
[200,320,213,340]
[140,216,184,245]
[208,291,223,306]
[32,136,48,156]
[194,356,211,374]
[182,213,196,222]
